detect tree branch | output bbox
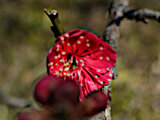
[104,0,128,50]
[105,0,160,45]
[0,88,38,110]
[103,0,129,120]
[104,0,160,120]
[123,8,160,24]
[44,9,64,38]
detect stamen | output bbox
[48,62,53,66]
[77,40,81,44]
[109,73,112,77]
[72,65,77,70]
[81,63,85,66]
[60,37,64,41]
[80,59,84,63]
[55,71,59,75]
[80,36,84,39]
[106,68,110,72]
[86,43,90,47]
[64,67,69,71]
[54,56,58,59]
[100,81,104,85]
[108,79,111,82]
[100,47,103,50]
[95,75,99,78]
[56,44,60,48]
[78,71,81,77]
[62,51,66,55]
[50,66,54,69]
[67,43,71,46]
[80,82,83,86]
[64,62,69,66]
[86,39,89,42]
[60,59,64,63]
[64,33,69,38]
[59,68,63,71]
[106,57,110,61]
[62,40,65,44]
[99,56,103,60]
[56,48,59,52]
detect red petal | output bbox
[47,29,117,101]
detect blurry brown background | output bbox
[0,0,160,120]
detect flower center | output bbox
[66,53,84,71]
[67,53,77,69]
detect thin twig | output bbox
[104,0,160,120]
[44,9,64,38]
[0,88,38,110]
[123,8,160,23]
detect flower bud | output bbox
[81,91,108,117]
[54,80,79,106]
[34,75,63,105]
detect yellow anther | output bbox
[81,63,85,66]
[60,37,65,41]
[86,39,89,42]
[106,57,110,61]
[67,43,71,46]
[109,73,112,77]
[80,59,84,63]
[99,56,103,60]
[106,68,110,71]
[64,67,69,71]
[108,79,111,82]
[100,81,104,84]
[64,33,69,38]
[60,59,64,63]
[62,51,65,55]
[100,47,103,50]
[95,75,99,78]
[86,43,90,47]
[77,40,81,44]
[55,71,59,75]
[80,36,84,39]
[72,65,76,70]
[48,62,53,66]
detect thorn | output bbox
[44,8,49,16]
[44,8,64,38]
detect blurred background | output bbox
[0,0,160,120]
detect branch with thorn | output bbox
[44,9,64,38]
[104,0,160,120]
[1,1,160,120]
[123,8,160,24]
